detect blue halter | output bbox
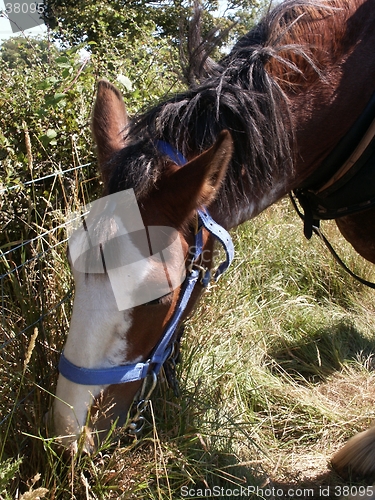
[58,144,234,386]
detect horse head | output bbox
[51,80,233,452]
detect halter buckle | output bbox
[187,262,211,286]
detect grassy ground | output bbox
[1,197,375,499]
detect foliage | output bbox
[0,457,22,499]
[0,30,179,185]
[0,40,93,255]
[41,0,264,51]
[0,24,182,255]
[0,37,57,67]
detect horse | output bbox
[50,0,375,479]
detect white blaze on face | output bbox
[52,249,143,448]
[52,189,185,447]
[53,191,147,445]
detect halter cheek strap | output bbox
[58,146,234,386]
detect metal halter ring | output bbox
[127,370,158,436]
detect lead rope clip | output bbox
[126,370,158,437]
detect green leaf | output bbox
[62,67,73,79]
[55,56,72,68]
[36,79,54,90]
[40,129,59,147]
[44,93,67,108]
[46,129,57,139]
[53,93,66,102]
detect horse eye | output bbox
[144,293,172,306]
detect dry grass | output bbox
[2,196,375,499]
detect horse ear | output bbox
[160,130,233,222]
[91,80,128,187]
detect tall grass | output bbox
[2,194,375,499]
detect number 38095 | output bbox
[5,3,45,14]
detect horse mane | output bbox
[108,0,360,214]
[258,0,357,89]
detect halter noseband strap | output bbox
[58,145,234,387]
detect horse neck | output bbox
[213,2,375,231]
[209,171,291,231]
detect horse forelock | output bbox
[107,0,365,213]
[107,138,160,198]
